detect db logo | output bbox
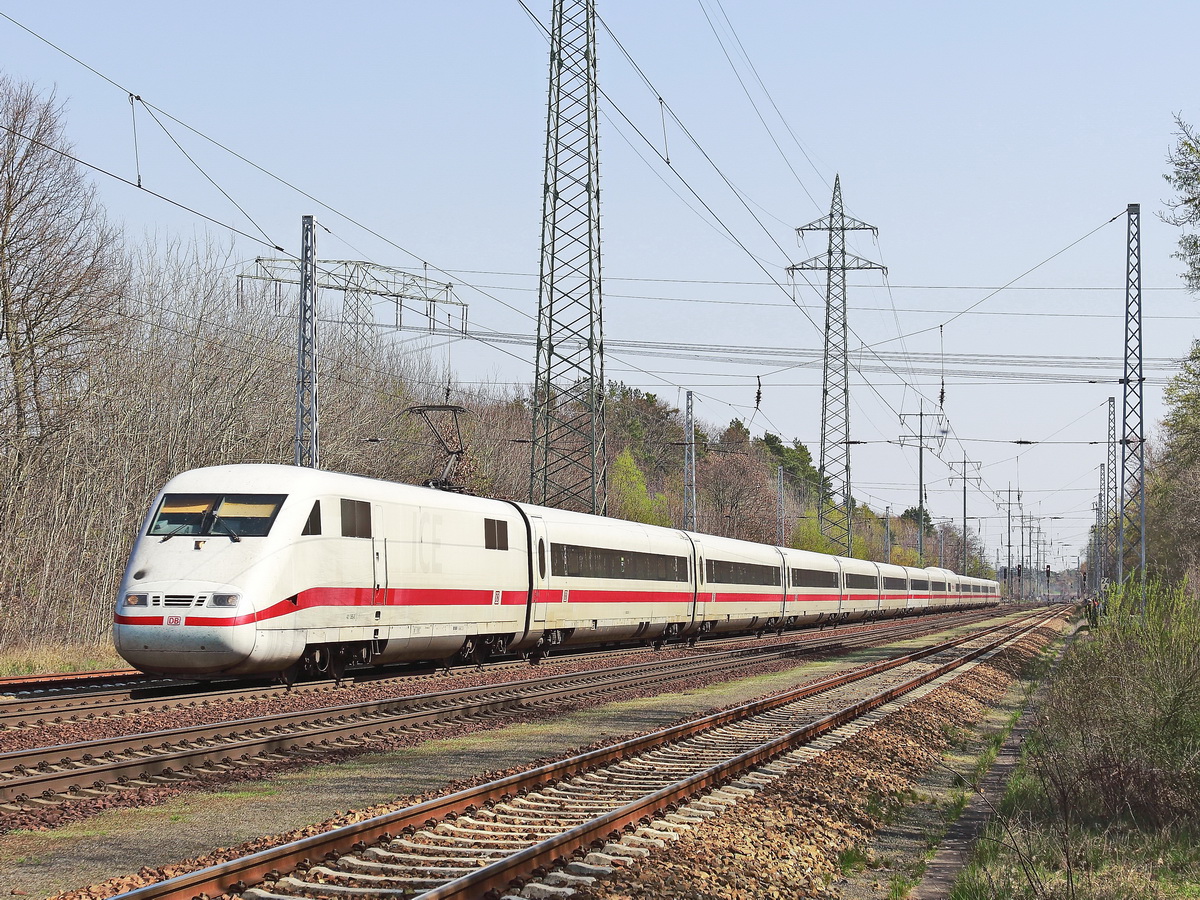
[166,615,183,626]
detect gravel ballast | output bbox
[569,620,1061,900]
[0,612,1048,899]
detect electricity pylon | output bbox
[530,0,607,514]
[788,176,885,554]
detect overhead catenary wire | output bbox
[2,10,1104,554]
[0,121,285,253]
[3,5,792,441]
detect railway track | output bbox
[104,606,1064,900]
[0,669,162,697]
[0,611,1000,811]
[0,610,997,730]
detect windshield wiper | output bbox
[211,514,242,543]
[158,522,192,543]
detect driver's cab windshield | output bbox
[149,493,287,538]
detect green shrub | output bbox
[1035,578,1200,827]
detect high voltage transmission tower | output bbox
[530,0,607,515]
[788,176,885,554]
[1117,203,1146,584]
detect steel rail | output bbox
[0,628,870,804]
[0,608,995,701]
[414,607,1064,900]
[0,611,1000,802]
[0,609,1000,728]
[0,670,150,694]
[105,607,1064,900]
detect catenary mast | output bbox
[1117,204,1145,585]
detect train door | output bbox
[528,516,550,634]
[835,559,845,617]
[773,546,788,620]
[372,503,388,605]
[688,537,707,626]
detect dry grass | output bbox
[953,584,1200,899]
[0,642,128,678]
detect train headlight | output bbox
[208,593,240,609]
[123,593,149,607]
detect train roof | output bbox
[154,466,997,585]
[157,465,515,514]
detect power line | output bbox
[0,122,284,253]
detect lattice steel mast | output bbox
[1104,395,1118,586]
[530,0,606,514]
[683,390,697,531]
[1098,462,1107,589]
[1117,203,1146,584]
[295,215,319,468]
[788,176,884,553]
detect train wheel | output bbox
[277,662,302,690]
[330,648,349,684]
[471,647,488,670]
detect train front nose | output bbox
[113,589,257,677]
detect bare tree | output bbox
[699,422,777,543]
[0,75,127,472]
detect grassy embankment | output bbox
[0,643,127,677]
[952,581,1200,899]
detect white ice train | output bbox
[112,465,1000,680]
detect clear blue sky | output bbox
[4,1,1198,568]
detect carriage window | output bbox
[706,559,780,586]
[149,493,287,537]
[340,499,372,538]
[550,543,689,582]
[932,581,946,591]
[910,579,930,591]
[845,573,878,590]
[484,518,509,550]
[790,567,839,589]
[302,500,321,535]
[883,576,907,591]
